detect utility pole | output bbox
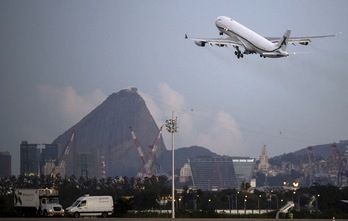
[166,112,178,219]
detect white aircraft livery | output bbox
[185,16,340,59]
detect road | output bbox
[0,218,339,221]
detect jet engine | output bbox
[194,41,206,47]
[299,42,309,45]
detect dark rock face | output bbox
[53,88,167,177]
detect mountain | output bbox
[53,88,167,177]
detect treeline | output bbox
[1,174,348,218]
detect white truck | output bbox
[65,194,114,218]
[13,188,64,216]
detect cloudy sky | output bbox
[1,0,347,175]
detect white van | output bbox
[65,195,113,218]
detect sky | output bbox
[1,0,347,175]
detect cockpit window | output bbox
[79,200,86,207]
[72,200,80,207]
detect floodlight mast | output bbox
[165,112,178,219]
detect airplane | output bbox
[185,16,340,59]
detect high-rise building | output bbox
[0,151,11,177]
[41,144,59,162]
[20,141,40,176]
[258,145,269,172]
[189,156,238,190]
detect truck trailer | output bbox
[14,188,64,216]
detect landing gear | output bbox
[233,46,244,59]
[235,50,243,59]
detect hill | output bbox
[269,140,348,167]
[53,88,167,177]
[52,88,218,178]
[160,145,219,173]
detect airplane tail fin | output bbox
[276,29,291,51]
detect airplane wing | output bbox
[185,34,244,47]
[266,33,341,45]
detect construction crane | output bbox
[331,143,344,186]
[129,125,164,178]
[307,146,316,185]
[129,126,147,166]
[307,146,330,185]
[144,125,164,176]
[343,145,348,173]
[50,129,75,177]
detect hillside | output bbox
[53,88,166,177]
[52,88,218,178]
[269,140,348,167]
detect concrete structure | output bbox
[42,144,60,176]
[0,151,11,177]
[233,157,255,187]
[179,163,192,183]
[258,145,269,172]
[41,144,59,163]
[189,156,238,190]
[20,141,40,176]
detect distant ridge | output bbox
[269,140,348,167]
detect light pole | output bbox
[193,194,199,211]
[258,195,261,214]
[316,194,320,211]
[236,191,239,214]
[166,112,178,219]
[227,195,231,214]
[272,194,278,210]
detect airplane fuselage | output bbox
[215,16,288,58]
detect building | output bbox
[179,162,192,183]
[42,144,61,176]
[20,141,40,176]
[189,156,238,190]
[232,157,255,187]
[41,144,59,163]
[0,151,11,177]
[258,145,269,172]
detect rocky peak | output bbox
[53,88,167,177]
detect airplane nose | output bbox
[215,18,224,29]
[215,16,225,23]
[215,16,230,28]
